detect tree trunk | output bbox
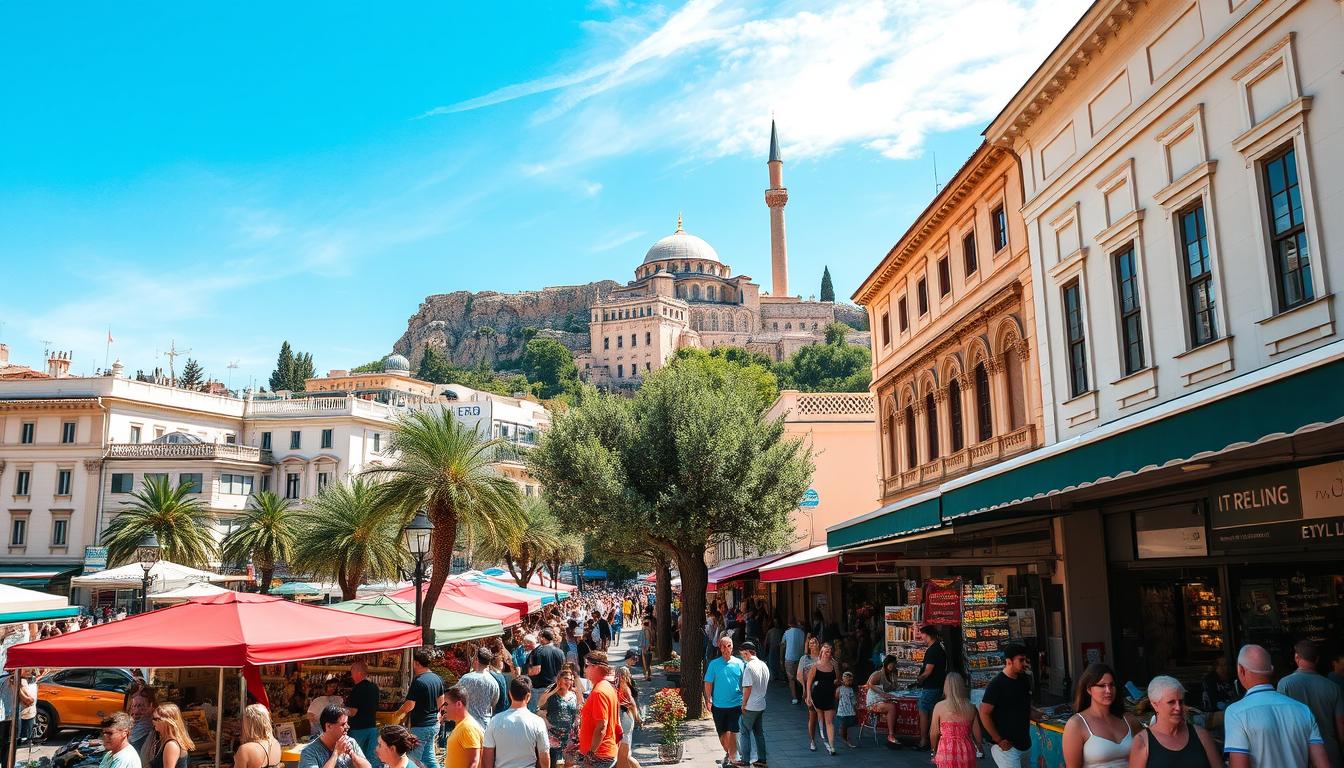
[421,508,460,646]
[259,565,274,595]
[654,555,673,661]
[673,547,709,719]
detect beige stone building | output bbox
[303,354,438,406]
[580,122,869,385]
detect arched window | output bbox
[925,392,939,460]
[676,285,686,299]
[707,285,717,301]
[886,408,899,475]
[711,315,720,331]
[975,363,993,442]
[904,404,917,470]
[683,263,690,273]
[697,264,704,273]
[1004,345,1026,430]
[692,285,702,300]
[948,379,964,452]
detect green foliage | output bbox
[349,359,383,373]
[820,266,835,303]
[220,492,298,594]
[102,476,219,568]
[776,332,871,393]
[416,344,455,383]
[521,338,579,399]
[671,347,778,408]
[416,343,540,397]
[179,358,204,390]
[290,478,406,601]
[476,326,497,336]
[268,341,315,391]
[472,497,562,587]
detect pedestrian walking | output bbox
[1127,676,1220,768]
[1224,644,1328,768]
[805,642,839,755]
[234,705,284,768]
[915,625,947,753]
[536,670,579,766]
[574,652,619,768]
[1278,641,1344,768]
[704,636,745,766]
[373,726,420,768]
[638,620,654,682]
[482,676,549,768]
[347,661,384,768]
[835,671,857,749]
[299,705,372,768]
[461,647,503,728]
[100,713,143,768]
[797,636,821,751]
[17,671,35,748]
[148,704,195,768]
[442,687,484,768]
[781,620,805,704]
[397,651,445,768]
[977,644,1043,768]
[1060,664,1139,768]
[613,667,642,768]
[736,641,770,767]
[929,673,981,768]
[488,651,511,716]
[527,630,566,713]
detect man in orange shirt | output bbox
[575,652,618,768]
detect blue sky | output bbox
[0,0,1089,388]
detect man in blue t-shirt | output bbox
[703,636,745,767]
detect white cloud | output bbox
[589,229,647,253]
[428,0,1091,164]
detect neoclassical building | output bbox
[855,142,1043,506]
[579,123,869,384]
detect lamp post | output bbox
[402,511,434,629]
[135,533,161,614]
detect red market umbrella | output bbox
[447,578,542,614]
[389,585,520,626]
[522,572,577,592]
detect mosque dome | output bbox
[383,354,411,373]
[641,217,721,265]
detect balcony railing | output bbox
[245,396,405,420]
[106,443,274,464]
[880,424,1038,500]
[769,390,876,422]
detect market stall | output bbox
[0,584,79,624]
[388,585,521,625]
[463,574,566,603]
[5,592,420,768]
[329,595,504,646]
[149,582,232,604]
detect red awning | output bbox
[526,573,577,592]
[445,579,541,615]
[706,552,791,590]
[758,545,840,583]
[389,585,521,626]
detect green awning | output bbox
[0,565,80,588]
[827,496,941,550]
[329,595,504,646]
[941,354,1344,521]
[0,607,80,623]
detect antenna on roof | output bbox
[41,340,54,360]
[163,339,191,387]
[932,151,942,195]
[227,360,239,389]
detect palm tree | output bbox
[220,491,298,594]
[102,475,218,568]
[365,409,524,643]
[289,478,406,601]
[540,533,585,590]
[472,497,560,588]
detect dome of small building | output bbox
[642,219,721,265]
[151,431,203,444]
[383,354,411,373]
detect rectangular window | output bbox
[10,519,26,547]
[617,336,623,348]
[285,473,300,500]
[962,231,978,275]
[880,312,891,347]
[645,331,652,345]
[56,470,72,496]
[225,433,236,445]
[1114,246,1145,375]
[1263,146,1312,310]
[321,429,333,449]
[261,432,272,450]
[15,471,31,496]
[145,472,168,486]
[991,205,1008,252]
[289,431,301,450]
[20,423,34,444]
[631,334,637,348]
[51,518,68,547]
[916,278,929,316]
[897,297,908,332]
[937,257,951,297]
[1063,281,1089,397]
[373,433,381,453]
[317,472,330,492]
[111,473,134,493]
[1178,204,1218,346]
[260,475,271,493]
[179,473,203,494]
[129,425,141,444]
[603,337,609,350]
[61,422,76,444]
[644,362,651,372]
[617,364,624,379]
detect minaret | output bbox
[765,120,789,297]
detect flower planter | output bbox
[657,742,684,764]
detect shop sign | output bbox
[1135,506,1207,559]
[1210,463,1344,551]
[1208,469,1300,529]
[800,488,820,508]
[83,545,108,574]
[923,577,962,626]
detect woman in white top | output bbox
[796,635,822,751]
[1062,663,1141,768]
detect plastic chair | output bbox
[856,684,891,745]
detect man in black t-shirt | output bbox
[397,650,444,768]
[977,644,1043,768]
[346,661,382,768]
[916,625,948,750]
[526,628,565,713]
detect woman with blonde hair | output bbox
[929,672,981,768]
[233,704,283,768]
[148,703,194,768]
[613,666,643,768]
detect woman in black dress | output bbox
[148,704,194,768]
[806,642,840,755]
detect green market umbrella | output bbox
[271,581,322,596]
[328,595,504,645]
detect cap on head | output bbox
[739,641,757,654]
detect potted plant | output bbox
[649,687,688,763]
[661,652,681,685]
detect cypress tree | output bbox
[269,342,295,391]
[179,358,204,390]
[820,266,835,302]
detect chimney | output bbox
[0,343,8,366]
[47,351,72,378]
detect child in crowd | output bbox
[835,670,859,748]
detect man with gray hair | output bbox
[1279,641,1344,768]
[1225,644,1329,768]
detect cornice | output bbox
[0,398,103,412]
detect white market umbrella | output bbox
[149,582,231,604]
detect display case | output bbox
[884,604,925,684]
[1181,582,1224,652]
[962,582,1009,688]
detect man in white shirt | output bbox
[1225,644,1329,768]
[781,619,806,705]
[737,642,770,768]
[99,713,142,768]
[483,676,550,768]
[307,678,346,734]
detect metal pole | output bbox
[8,669,21,768]
[413,558,424,630]
[214,669,224,768]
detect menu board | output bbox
[924,577,963,625]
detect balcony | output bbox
[880,424,1038,501]
[245,396,405,420]
[106,443,274,464]
[767,390,876,422]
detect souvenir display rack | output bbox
[884,604,925,684]
[962,582,1009,688]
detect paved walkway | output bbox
[611,632,944,767]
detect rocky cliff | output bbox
[393,282,621,368]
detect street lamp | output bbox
[402,511,434,628]
[135,533,161,613]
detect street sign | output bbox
[800,488,820,508]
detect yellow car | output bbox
[35,668,136,742]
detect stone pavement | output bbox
[611,632,952,768]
